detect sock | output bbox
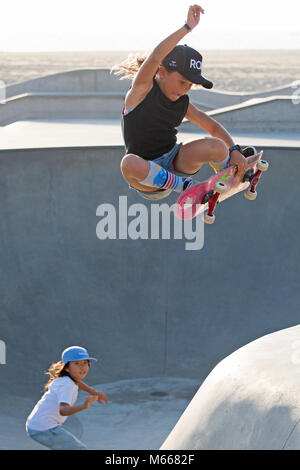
[209,151,230,173]
[139,161,192,193]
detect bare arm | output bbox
[59,395,98,416]
[185,103,221,136]
[186,103,248,178]
[78,381,109,403]
[126,5,204,109]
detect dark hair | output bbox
[44,360,71,391]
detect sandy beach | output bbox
[0,50,299,92]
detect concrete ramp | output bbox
[3,70,297,126]
[0,144,300,398]
[189,82,298,108]
[182,96,300,132]
[0,143,300,449]
[161,325,300,450]
[5,69,130,98]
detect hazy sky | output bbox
[1,0,300,51]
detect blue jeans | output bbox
[27,425,88,450]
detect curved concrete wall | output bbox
[2,70,297,127]
[0,93,124,125]
[6,69,296,105]
[189,82,297,108]
[0,145,299,398]
[5,69,130,98]
[161,325,300,450]
[182,96,300,132]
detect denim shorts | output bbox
[130,142,192,201]
[26,425,88,450]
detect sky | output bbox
[1,0,300,51]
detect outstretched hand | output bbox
[186,4,205,30]
[95,391,109,404]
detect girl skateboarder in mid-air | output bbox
[114,4,255,201]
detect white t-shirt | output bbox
[26,376,78,431]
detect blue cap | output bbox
[61,346,97,364]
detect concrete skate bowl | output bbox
[2,69,297,125]
[161,325,300,450]
[0,144,299,447]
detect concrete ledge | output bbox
[161,326,300,450]
[2,70,298,126]
[0,92,125,125]
[6,69,296,108]
[1,119,300,150]
[0,91,215,125]
[5,69,130,98]
[189,82,297,108]
[181,96,300,132]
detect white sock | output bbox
[209,151,230,173]
[139,161,192,193]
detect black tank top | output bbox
[122,78,189,160]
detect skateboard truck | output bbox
[244,160,269,200]
[203,160,269,223]
[203,182,227,224]
[175,151,269,223]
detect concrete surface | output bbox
[5,69,130,98]
[2,69,298,126]
[189,82,298,107]
[6,69,296,105]
[0,93,125,125]
[0,141,300,449]
[1,118,300,150]
[161,326,300,450]
[183,96,300,132]
[1,377,199,450]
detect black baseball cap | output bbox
[161,45,213,89]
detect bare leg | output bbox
[120,154,161,192]
[120,138,228,192]
[173,137,229,174]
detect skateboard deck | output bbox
[175,151,267,222]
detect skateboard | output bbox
[174,151,269,224]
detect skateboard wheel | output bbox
[257,160,269,172]
[203,213,215,224]
[214,182,227,194]
[244,189,257,200]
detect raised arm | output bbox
[131,5,204,91]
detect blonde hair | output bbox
[111,52,150,80]
[111,51,202,89]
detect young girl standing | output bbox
[26,346,108,450]
[114,5,254,201]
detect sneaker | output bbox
[182,177,196,192]
[241,146,257,157]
